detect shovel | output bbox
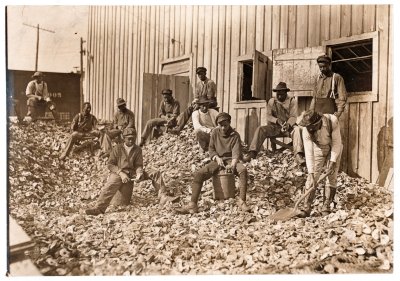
[269,172,329,221]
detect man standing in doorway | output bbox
[26,71,59,122]
[310,55,347,117]
[169,66,217,134]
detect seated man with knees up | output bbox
[59,102,101,160]
[100,97,136,153]
[139,89,180,146]
[243,82,304,165]
[177,112,249,214]
[297,110,343,217]
[25,71,59,122]
[192,96,219,152]
[85,128,178,216]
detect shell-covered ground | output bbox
[8,121,393,275]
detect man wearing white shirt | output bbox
[298,110,343,217]
[191,97,219,152]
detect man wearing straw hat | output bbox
[297,109,343,217]
[243,82,304,165]
[176,112,249,214]
[191,96,219,152]
[25,71,59,122]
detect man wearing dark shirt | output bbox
[177,112,249,214]
[139,89,180,146]
[59,102,100,160]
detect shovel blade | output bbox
[269,207,301,221]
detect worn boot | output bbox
[243,151,257,163]
[175,202,198,214]
[321,186,337,216]
[158,191,180,206]
[85,207,105,216]
[237,198,250,212]
[295,153,306,166]
[298,187,315,218]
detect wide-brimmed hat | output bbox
[122,128,137,137]
[116,98,126,106]
[196,67,207,74]
[297,110,323,127]
[32,71,44,78]
[196,96,210,105]
[216,112,231,124]
[273,82,290,92]
[317,54,332,64]
[161,89,173,95]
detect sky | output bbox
[6,5,88,73]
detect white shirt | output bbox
[192,108,218,133]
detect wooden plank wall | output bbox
[86,5,392,182]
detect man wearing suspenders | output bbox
[310,55,347,117]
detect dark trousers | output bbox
[27,97,59,121]
[141,118,168,142]
[190,160,247,203]
[95,170,165,212]
[248,124,303,155]
[61,131,100,157]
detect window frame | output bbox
[323,31,379,103]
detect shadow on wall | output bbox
[376,117,393,186]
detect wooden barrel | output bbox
[212,172,235,200]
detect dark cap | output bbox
[116,98,126,106]
[196,66,207,74]
[216,112,231,124]
[273,82,290,92]
[161,89,173,95]
[317,55,332,64]
[32,71,44,78]
[297,110,323,127]
[196,96,210,105]
[122,128,137,137]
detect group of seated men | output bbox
[56,55,346,218]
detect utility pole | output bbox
[23,23,55,71]
[80,37,86,110]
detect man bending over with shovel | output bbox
[297,109,343,217]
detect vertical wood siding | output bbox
[86,5,392,182]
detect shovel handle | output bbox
[293,172,329,209]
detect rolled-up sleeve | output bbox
[335,75,347,114]
[266,98,278,124]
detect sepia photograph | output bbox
[3,0,397,278]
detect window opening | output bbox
[241,61,253,101]
[331,39,372,93]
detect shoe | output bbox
[243,151,257,163]
[159,193,180,206]
[59,154,67,161]
[168,128,180,135]
[295,154,306,165]
[297,207,311,218]
[237,198,250,212]
[175,202,198,214]
[85,208,105,216]
[320,204,331,216]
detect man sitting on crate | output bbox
[191,96,219,153]
[243,82,305,165]
[297,109,343,217]
[85,128,179,216]
[176,112,250,214]
[100,97,136,154]
[139,89,180,146]
[59,102,102,160]
[25,71,59,122]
